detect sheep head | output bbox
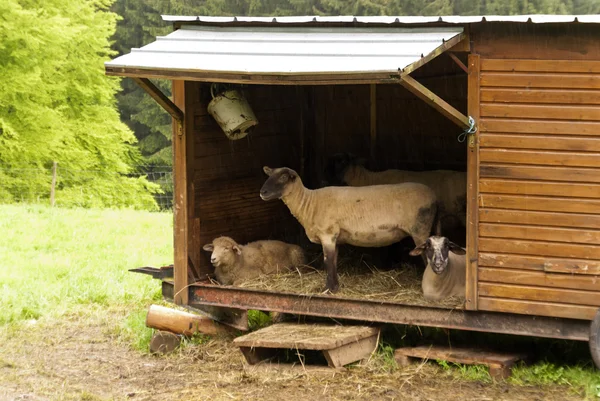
[409,236,465,274]
[202,236,242,268]
[260,166,298,200]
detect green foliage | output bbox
[0,0,159,209]
[247,310,272,330]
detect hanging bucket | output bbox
[207,85,258,140]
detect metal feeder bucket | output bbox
[207,87,258,140]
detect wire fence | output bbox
[0,163,174,210]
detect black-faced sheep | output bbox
[409,235,466,301]
[260,166,438,293]
[202,236,306,285]
[325,153,467,232]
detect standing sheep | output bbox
[409,235,466,301]
[325,153,467,229]
[260,166,438,293]
[202,236,306,286]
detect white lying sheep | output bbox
[325,153,467,228]
[260,166,438,293]
[202,236,306,285]
[409,235,466,301]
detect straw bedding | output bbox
[236,248,464,309]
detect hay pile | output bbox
[237,250,464,309]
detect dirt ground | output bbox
[0,311,588,401]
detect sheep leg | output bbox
[321,241,340,293]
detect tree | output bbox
[0,0,160,209]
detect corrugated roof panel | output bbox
[105,25,463,75]
[160,14,600,24]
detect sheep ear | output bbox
[233,245,242,255]
[409,243,426,256]
[202,243,214,252]
[263,166,273,176]
[448,242,466,255]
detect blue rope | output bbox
[458,116,477,143]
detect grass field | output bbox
[1,204,600,400]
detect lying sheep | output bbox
[202,236,306,285]
[260,166,437,293]
[409,235,466,301]
[325,153,467,228]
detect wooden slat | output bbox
[479,194,600,214]
[480,72,600,90]
[466,54,480,311]
[480,134,600,152]
[481,103,600,121]
[478,297,596,320]
[478,267,600,292]
[370,84,377,165]
[479,282,600,307]
[480,88,600,105]
[479,252,600,275]
[480,164,600,183]
[472,25,600,62]
[479,238,600,260]
[480,118,600,135]
[481,59,600,74]
[233,323,379,350]
[401,32,467,76]
[479,179,600,199]
[480,148,600,168]
[480,209,600,230]
[172,80,188,305]
[479,223,600,245]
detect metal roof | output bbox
[161,14,600,24]
[105,25,464,76]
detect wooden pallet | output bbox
[394,345,528,379]
[233,323,380,368]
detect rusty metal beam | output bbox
[162,282,591,342]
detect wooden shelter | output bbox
[106,15,600,365]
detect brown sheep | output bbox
[260,166,438,293]
[409,235,466,301]
[325,153,467,230]
[202,236,306,285]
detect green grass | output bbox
[2,204,600,398]
[0,204,172,334]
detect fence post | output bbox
[50,161,57,207]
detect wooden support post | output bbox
[50,161,57,207]
[146,304,236,336]
[401,32,467,76]
[399,75,470,129]
[369,84,377,167]
[448,52,469,73]
[465,54,481,311]
[172,80,188,305]
[322,335,378,368]
[149,330,182,355]
[133,77,184,129]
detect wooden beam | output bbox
[172,80,188,305]
[399,74,470,129]
[448,52,469,73]
[400,32,466,77]
[369,84,377,166]
[465,54,481,311]
[133,77,184,134]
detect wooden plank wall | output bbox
[190,83,303,276]
[477,58,600,320]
